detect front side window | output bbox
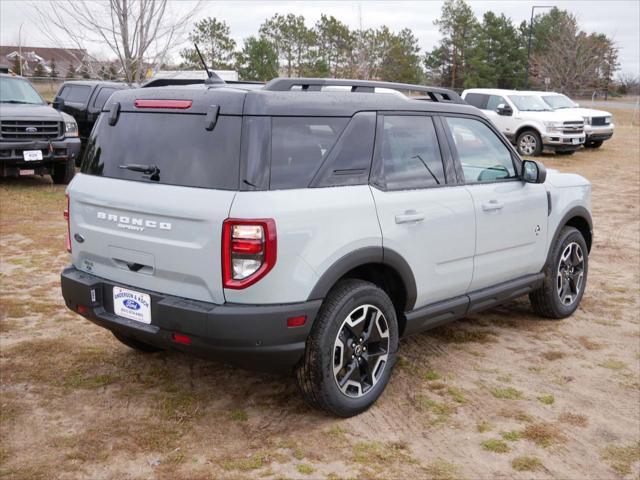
[93,88,117,109]
[376,115,445,190]
[445,116,517,183]
[486,95,507,111]
[0,77,45,105]
[270,117,348,189]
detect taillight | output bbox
[134,99,192,109]
[222,219,276,289]
[64,194,71,253]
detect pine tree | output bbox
[180,18,236,69]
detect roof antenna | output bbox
[194,43,224,85]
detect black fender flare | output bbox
[546,206,593,265]
[307,246,418,311]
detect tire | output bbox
[112,331,163,353]
[530,226,589,319]
[295,279,399,417]
[516,130,543,156]
[585,140,603,148]
[51,157,75,185]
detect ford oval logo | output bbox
[25,127,38,133]
[123,299,140,310]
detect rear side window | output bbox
[93,87,117,109]
[82,113,240,189]
[464,93,488,109]
[374,115,445,190]
[270,117,348,190]
[64,85,91,104]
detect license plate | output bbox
[113,287,151,324]
[23,150,43,161]
[572,138,582,145]
[19,169,35,176]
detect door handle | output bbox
[395,210,425,224]
[481,200,504,212]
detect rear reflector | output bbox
[287,315,307,328]
[134,99,193,109]
[172,333,192,345]
[76,304,89,315]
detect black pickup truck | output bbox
[54,80,129,156]
[0,74,81,184]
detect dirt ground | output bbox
[1,109,639,480]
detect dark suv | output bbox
[0,74,81,183]
[61,77,592,417]
[54,80,129,157]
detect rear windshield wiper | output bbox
[119,164,160,181]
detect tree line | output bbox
[180,0,621,94]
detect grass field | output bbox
[1,108,638,479]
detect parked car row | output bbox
[462,88,614,156]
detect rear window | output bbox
[270,117,348,190]
[81,113,241,189]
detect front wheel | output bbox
[295,279,399,417]
[530,226,589,319]
[585,140,603,148]
[51,157,75,185]
[517,130,543,156]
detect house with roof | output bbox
[0,45,90,77]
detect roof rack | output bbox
[263,78,465,104]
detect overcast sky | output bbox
[1,0,638,76]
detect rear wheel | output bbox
[517,130,543,156]
[112,331,163,353]
[295,279,399,417]
[530,226,588,319]
[51,157,75,185]
[585,140,603,148]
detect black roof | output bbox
[104,77,479,118]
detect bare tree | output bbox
[531,14,617,94]
[33,0,200,83]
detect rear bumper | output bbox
[60,266,322,371]
[0,138,81,176]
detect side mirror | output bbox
[496,103,513,116]
[52,96,65,111]
[522,160,547,184]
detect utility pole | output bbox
[524,5,554,88]
[18,22,24,76]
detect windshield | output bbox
[0,77,46,105]
[542,94,578,109]
[508,95,552,112]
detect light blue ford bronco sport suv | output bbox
[61,77,592,417]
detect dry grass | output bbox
[521,423,565,448]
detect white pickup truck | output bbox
[535,92,614,149]
[462,88,586,156]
